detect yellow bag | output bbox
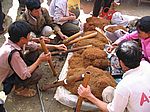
[67,0,80,11]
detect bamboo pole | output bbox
[75,71,91,112]
[39,38,57,76]
[66,31,97,46]
[63,31,83,44]
[95,27,112,44]
[41,74,85,91]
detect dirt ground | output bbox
[0,0,150,112]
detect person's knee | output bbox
[41,26,53,36]
[61,22,80,36]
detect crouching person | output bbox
[0,20,57,97]
[78,40,150,112]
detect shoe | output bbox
[15,88,36,97]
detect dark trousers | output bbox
[0,104,6,112]
[0,1,5,31]
[3,70,42,95]
[93,0,114,17]
[60,21,80,37]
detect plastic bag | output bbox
[104,25,128,42]
[54,53,99,111]
[111,12,129,27]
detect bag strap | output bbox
[8,49,23,71]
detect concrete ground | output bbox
[0,0,150,112]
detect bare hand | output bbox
[60,34,68,40]
[42,37,51,43]
[69,16,76,21]
[69,11,75,16]
[106,45,117,53]
[77,84,92,99]
[38,52,51,62]
[56,44,67,51]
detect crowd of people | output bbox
[0,0,150,112]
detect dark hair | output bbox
[8,20,32,43]
[26,0,41,11]
[136,16,150,33]
[116,40,142,69]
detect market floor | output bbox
[0,0,150,112]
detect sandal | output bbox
[15,88,36,97]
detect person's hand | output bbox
[41,36,51,43]
[56,44,67,51]
[60,34,68,40]
[112,1,120,7]
[44,38,51,43]
[69,11,75,16]
[57,30,68,40]
[38,52,51,63]
[106,44,117,53]
[69,16,76,21]
[77,84,92,99]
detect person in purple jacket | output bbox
[108,16,150,62]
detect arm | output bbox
[28,52,51,73]
[11,52,32,80]
[78,84,129,112]
[37,43,67,51]
[58,16,76,22]
[31,37,51,44]
[78,85,109,112]
[52,1,76,22]
[42,8,66,38]
[26,41,67,52]
[107,31,139,52]
[11,51,50,80]
[114,31,139,45]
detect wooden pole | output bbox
[75,71,91,112]
[39,38,57,76]
[95,27,112,44]
[41,74,85,91]
[51,45,92,55]
[66,31,97,46]
[63,31,83,44]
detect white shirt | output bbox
[107,60,150,112]
[49,0,69,25]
